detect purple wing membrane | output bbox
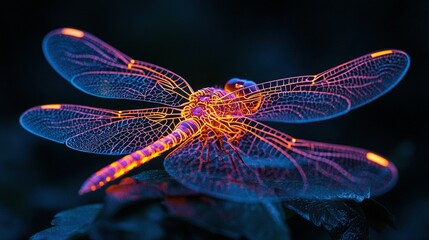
[42,28,193,107]
[221,50,409,123]
[165,117,397,202]
[19,104,182,155]
[237,118,397,199]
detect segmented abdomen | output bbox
[79,119,200,194]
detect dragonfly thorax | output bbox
[183,79,264,122]
[182,87,239,120]
[182,81,263,125]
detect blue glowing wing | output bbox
[43,28,193,107]
[20,104,182,154]
[221,50,409,123]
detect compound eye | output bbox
[224,78,257,93]
[224,78,243,92]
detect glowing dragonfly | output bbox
[20,28,409,202]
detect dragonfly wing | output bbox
[250,87,351,123]
[164,129,276,202]
[223,50,409,123]
[20,104,182,154]
[43,28,193,106]
[165,117,397,202]
[236,118,397,200]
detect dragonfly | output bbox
[20,28,409,202]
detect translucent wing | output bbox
[220,50,410,123]
[164,128,275,202]
[236,118,397,199]
[43,28,193,107]
[20,104,182,154]
[165,117,397,202]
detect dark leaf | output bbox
[100,170,290,240]
[285,200,368,240]
[34,170,396,240]
[360,198,396,231]
[30,204,102,240]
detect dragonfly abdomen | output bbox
[78,119,200,194]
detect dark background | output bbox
[1,0,427,239]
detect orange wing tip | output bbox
[370,50,393,58]
[366,152,389,167]
[61,28,85,38]
[40,104,62,109]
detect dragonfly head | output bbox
[224,78,262,114]
[224,78,258,96]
